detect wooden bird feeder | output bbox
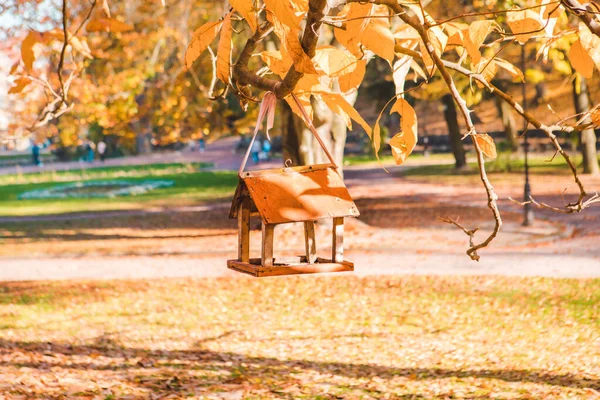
[228,160,360,277]
[228,92,359,277]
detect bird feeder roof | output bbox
[230,163,359,224]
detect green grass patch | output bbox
[0,162,213,185]
[403,153,595,179]
[344,152,453,166]
[0,163,237,216]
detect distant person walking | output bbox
[262,139,271,161]
[31,143,41,166]
[85,141,95,162]
[97,140,107,162]
[198,135,206,153]
[251,137,262,164]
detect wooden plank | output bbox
[261,223,275,267]
[332,217,344,263]
[304,221,317,263]
[241,163,333,178]
[237,197,250,263]
[242,166,359,224]
[227,259,354,277]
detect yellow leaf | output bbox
[8,77,31,94]
[495,58,524,81]
[569,38,594,79]
[9,62,19,75]
[313,46,357,77]
[506,9,542,44]
[338,59,366,93]
[21,31,40,70]
[272,17,316,74]
[334,3,376,57]
[318,92,371,135]
[468,20,494,48]
[216,13,233,84]
[285,93,313,121]
[394,24,421,42]
[185,20,223,69]
[295,74,322,93]
[389,98,417,165]
[373,121,382,159]
[260,51,291,77]
[473,133,497,159]
[579,23,600,73]
[463,20,493,63]
[86,17,134,33]
[69,35,93,59]
[590,108,600,127]
[264,0,306,31]
[230,0,257,33]
[361,18,395,64]
[393,57,411,95]
[475,58,497,85]
[445,22,468,46]
[410,59,427,80]
[102,0,111,17]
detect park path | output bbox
[0,137,282,176]
[1,139,599,281]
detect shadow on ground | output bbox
[1,337,598,397]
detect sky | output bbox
[0,53,11,130]
[0,0,59,131]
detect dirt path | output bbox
[2,166,599,280]
[0,136,283,176]
[1,140,599,281]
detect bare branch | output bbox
[57,0,69,103]
[358,0,502,261]
[438,217,482,259]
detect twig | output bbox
[355,0,502,261]
[438,217,481,259]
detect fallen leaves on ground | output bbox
[0,276,598,398]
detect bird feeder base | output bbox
[227,257,354,278]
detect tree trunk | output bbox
[441,94,467,169]
[572,76,600,175]
[280,101,306,166]
[131,119,153,154]
[280,95,354,175]
[494,81,519,152]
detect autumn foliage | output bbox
[5,0,600,258]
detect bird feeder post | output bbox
[304,221,317,263]
[238,197,251,263]
[261,222,275,268]
[332,217,344,263]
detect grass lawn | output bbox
[0,276,598,398]
[402,153,597,182]
[0,163,238,216]
[344,152,453,166]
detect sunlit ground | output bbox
[0,277,598,398]
[1,155,599,398]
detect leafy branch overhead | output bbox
[6,0,600,259]
[178,0,600,260]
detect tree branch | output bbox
[232,0,329,99]
[57,0,69,103]
[232,22,281,93]
[357,0,502,261]
[561,0,600,38]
